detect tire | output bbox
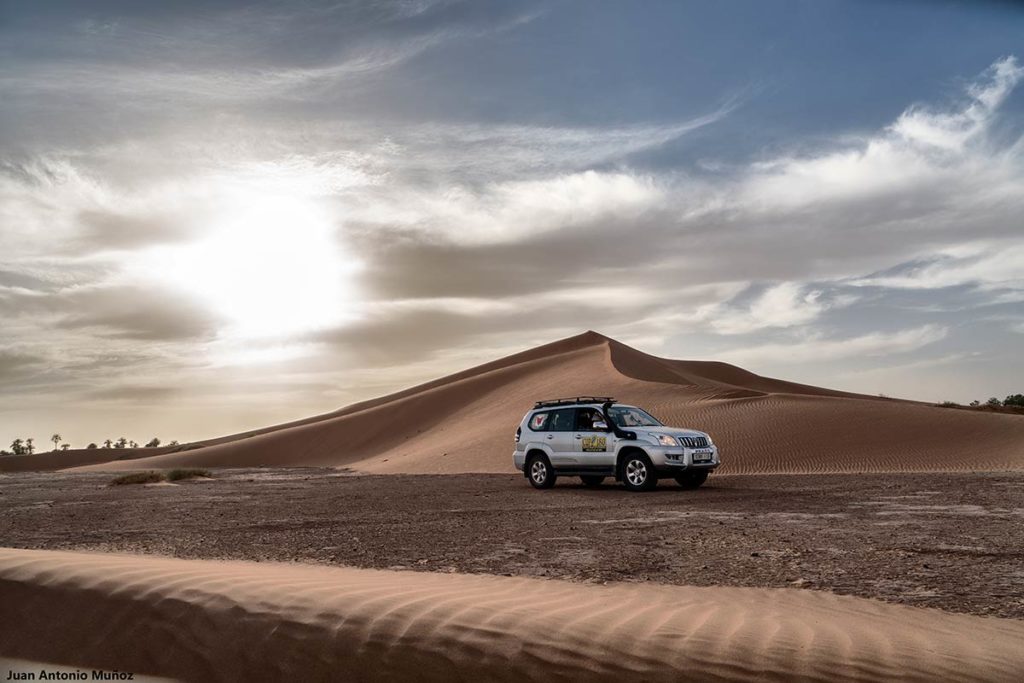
[580,475,605,488]
[675,470,709,490]
[526,454,557,489]
[620,452,657,492]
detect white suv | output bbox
[512,397,719,492]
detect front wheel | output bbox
[675,470,709,490]
[527,455,557,489]
[620,452,657,492]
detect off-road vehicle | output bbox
[512,397,719,492]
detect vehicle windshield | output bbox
[607,406,663,427]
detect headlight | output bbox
[654,434,677,447]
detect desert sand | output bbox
[4,469,1023,619]
[2,331,1023,682]
[3,547,1023,682]
[10,330,1016,475]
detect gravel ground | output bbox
[1,469,1022,619]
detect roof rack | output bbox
[533,397,616,409]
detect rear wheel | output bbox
[526,454,556,489]
[580,475,605,488]
[675,470,709,490]
[620,452,657,492]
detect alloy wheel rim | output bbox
[531,461,547,483]
[626,459,647,485]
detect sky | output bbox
[2,0,1023,448]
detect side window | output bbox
[548,408,575,432]
[574,408,600,431]
[528,412,549,431]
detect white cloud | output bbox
[890,56,1022,151]
[718,325,949,364]
[740,56,1024,208]
[849,243,1024,292]
[357,170,664,244]
[385,106,735,176]
[0,6,546,105]
[696,282,852,335]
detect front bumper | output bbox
[646,445,720,472]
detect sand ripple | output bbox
[2,548,1023,682]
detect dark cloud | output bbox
[347,214,684,300]
[53,286,220,341]
[0,270,58,291]
[0,351,45,381]
[87,384,180,402]
[313,295,668,363]
[1,281,219,341]
[71,210,192,252]
[347,193,982,303]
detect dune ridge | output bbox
[6,331,1022,474]
[1,548,1022,682]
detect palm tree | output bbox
[51,433,62,451]
[10,438,24,455]
[115,437,128,449]
[103,439,113,449]
[25,437,34,454]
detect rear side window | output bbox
[547,408,575,432]
[527,408,577,431]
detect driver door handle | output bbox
[574,434,582,439]
[546,434,554,439]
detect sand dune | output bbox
[0,445,179,473]
[7,331,1021,475]
[1,547,1022,682]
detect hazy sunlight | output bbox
[154,191,359,341]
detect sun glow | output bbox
[153,192,360,341]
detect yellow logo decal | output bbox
[581,436,607,452]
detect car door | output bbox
[572,407,615,468]
[544,408,577,466]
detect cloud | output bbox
[717,325,949,365]
[0,1,546,108]
[838,352,978,379]
[1,280,221,342]
[0,350,44,382]
[72,210,193,251]
[356,170,664,245]
[889,56,1022,151]
[338,57,1024,316]
[374,109,735,180]
[741,56,1024,208]
[315,294,659,363]
[53,286,221,341]
[695,282,850,335]
[849,244,1024,292]
[87,385,181,402]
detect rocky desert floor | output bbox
[2,468,1022,620]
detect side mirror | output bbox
[593,421,609,431]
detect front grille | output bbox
[679,436,709,449]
